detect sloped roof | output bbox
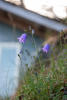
[4,0,67,21]
[0,0,67,32]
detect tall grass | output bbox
[15,31,67,100]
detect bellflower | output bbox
[42,44,50,53]
[17,33,27,43]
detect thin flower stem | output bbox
[32,34,41,67]
[59,32,63,50]
[18,43,24,67]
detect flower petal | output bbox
[42,44,50,53]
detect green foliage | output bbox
[16,44,67,100]
[14,29,67,100]
[63,95,67,100]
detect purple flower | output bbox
[42,44,50,53]
[17,33,27,43]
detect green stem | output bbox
[32,34,41,67]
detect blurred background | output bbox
[0,0,67,99]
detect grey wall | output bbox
[0,21,43,97]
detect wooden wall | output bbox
[0,10,57,39]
